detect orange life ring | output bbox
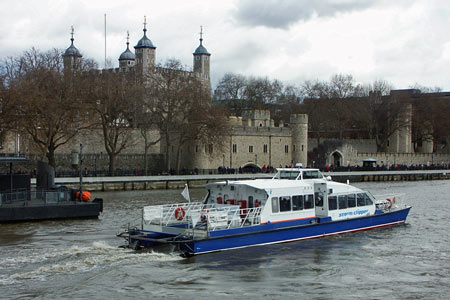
[386,198,392,209]
[175,207,186,221]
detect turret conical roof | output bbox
[119,32,136,61]
[63,27,82,57]
[134,18,156,49]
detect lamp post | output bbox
[79,143,83,200]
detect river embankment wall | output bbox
[31,170,450,192]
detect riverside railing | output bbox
[0,189,72,206]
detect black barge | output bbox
[0,158,102,223]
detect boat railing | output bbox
[373,193,406,211]
[142,202,263,230]
[143,202,210,226]
[204,206,263,231]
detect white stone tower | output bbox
[193,26,211,81]
[290,114,308,167]
[134,17,156,78]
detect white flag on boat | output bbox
[181,184,190,203]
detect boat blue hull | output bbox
[178,207,411,255]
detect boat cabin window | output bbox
[272,194,315,214]
[357,193,373,207]
[279,171,301,180]
[271,197,279,213]
[328,196,337,210]
[348,194,356,208]
[315,192,323,207]
[292,195,304,211]
[338,195,348,209]
[248,196,254,208]
[279,196,291,212]
[304,194,314,209]
[303,170,322,179]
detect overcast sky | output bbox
[1,0,450,90]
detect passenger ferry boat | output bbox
[118,168,411,256]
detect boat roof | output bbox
[215,179,312,190]
[275,168,319,172]
[207,178,362,194]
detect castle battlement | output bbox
[232,126,292,137]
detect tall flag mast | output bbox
[104,14,107,68]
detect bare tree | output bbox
[214,72,248,115]
[299,79,330,99]
[368,79,393,96]
[329,74,356,98]
[244,76,282,109]
[1,48,89,167]
[214,72,247,101]
[147,59,230,172]
[83,69,140,175]
[412,95,450,152]
[409,83,442,93]
[0,73,17,132]
[137,115,161,175]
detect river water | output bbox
[1,180,449,299]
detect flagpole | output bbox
[182,183,190,204]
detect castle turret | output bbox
[134,17,156,78]
[193,26,211,80]
[119,31,135,71]
[63,26,82,72]
[290,114,308,167]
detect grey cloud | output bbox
[234,0,377,29]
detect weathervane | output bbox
[71,25,74,41]
[200,25,203,44]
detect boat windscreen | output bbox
[302,170,322,179]
[279,171,301,180]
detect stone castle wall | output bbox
[179,119,308,170]
[0,153,164,175]
[308,138,378,153]
[352,152,450,167]
[0,128,160,156]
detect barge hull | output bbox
[0,201,102,223]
